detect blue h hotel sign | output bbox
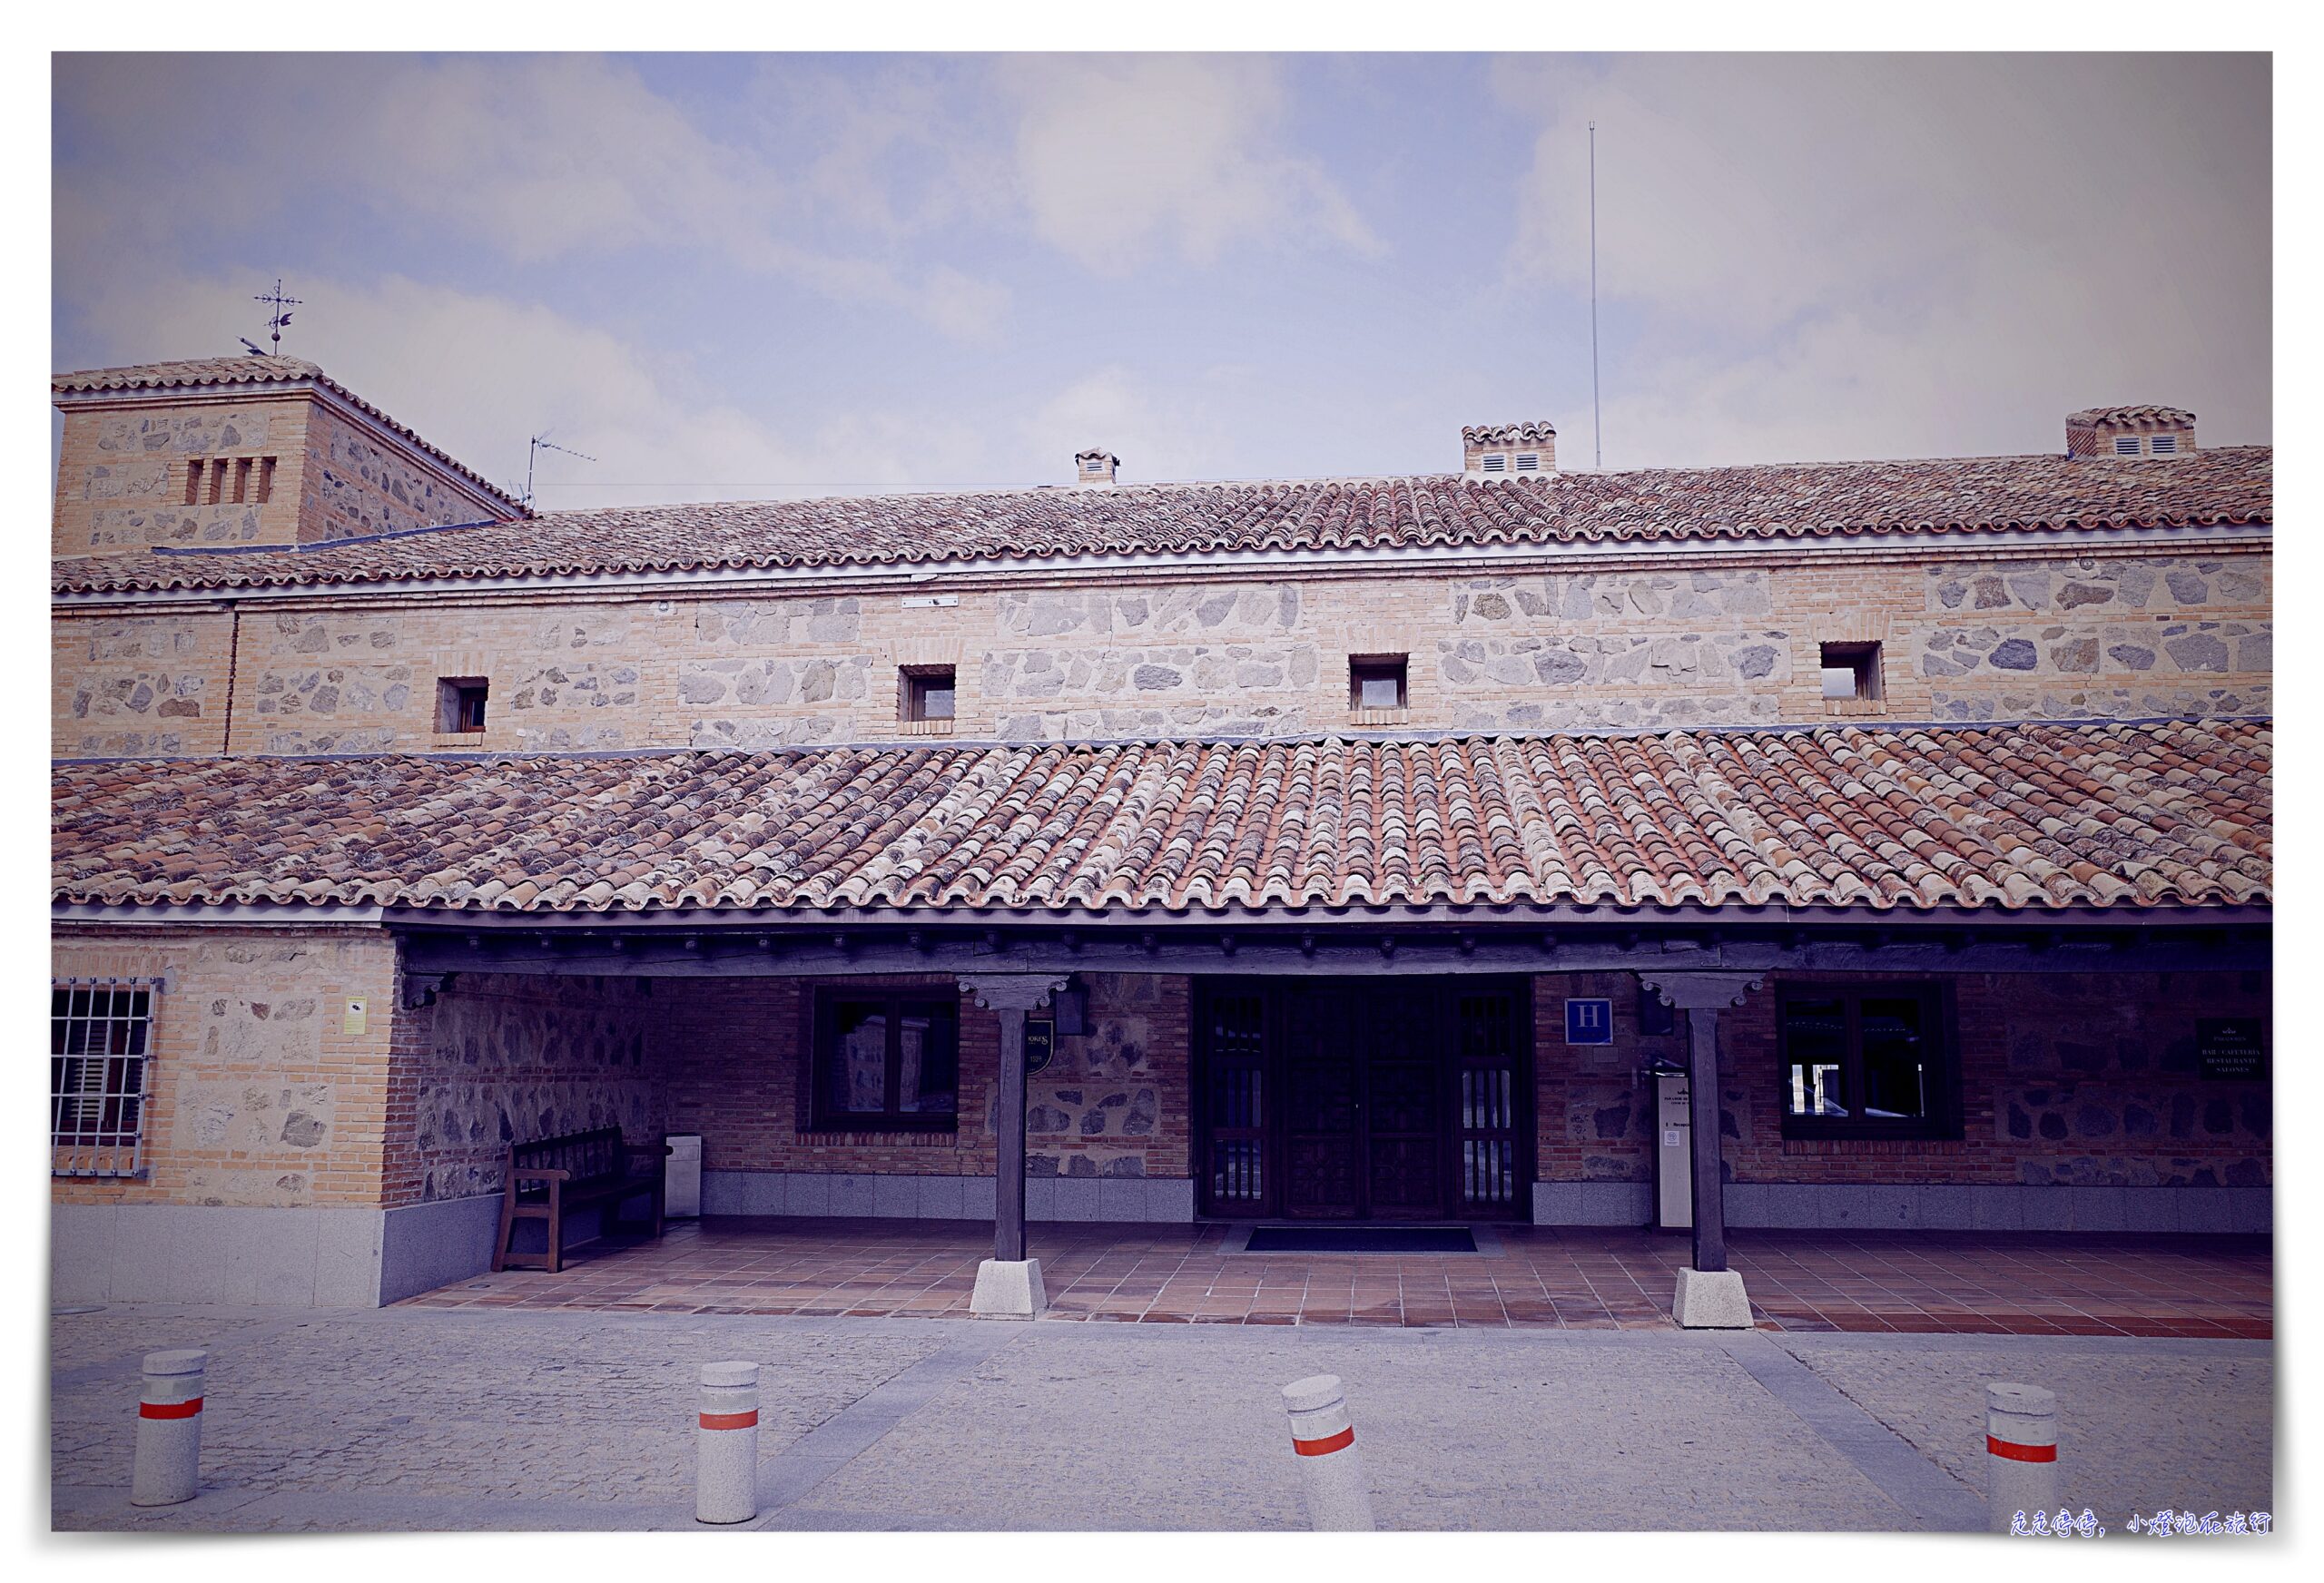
[1565,998,1614,1046]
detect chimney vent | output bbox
[1074,448,1119,487]
[2066,404,2197,459]
[1463,421,1557,479]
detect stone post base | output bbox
[1673,1266,1753,1329]
[970,1257,1047,1319]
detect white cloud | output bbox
[1493,54,2271,463]
[998,55,1380,275]
[53,54,1011,344]
[70,267,997,506]
[1020,366,1243,483]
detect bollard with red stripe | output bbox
[132,1348,208,1507]
[695,1361,760,1524]
[1281,1374,1375,1530]
[1984,1381,2060,1533]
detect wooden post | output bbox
[1685,1005,1728,1273]
[992,1002,1029,1263]
[959,975,1070,1271]
[1637,971,1763,1303]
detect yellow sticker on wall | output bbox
[344,998,368,1035]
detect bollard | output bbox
[131,1348,208,1507]
[1281,1373,1374,1531]
[695,1361,760,1524]
[1985,1381,2060,1533]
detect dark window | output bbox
[437,677,488,734]
[53,979,158,1177]
[812,990,960,1130]
[257,456,276,503]
[1777,982,1956,1138]
[182,460,202,506]
[1819,642,1883,702]
[1350,654,1408,711]
[901,665,956,723]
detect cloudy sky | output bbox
[51,53,2270,509]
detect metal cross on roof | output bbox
[251,278,301,354]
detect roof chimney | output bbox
[1074,448,1119,488]
[2066,404,2197,459]
[1462,421,1557,480]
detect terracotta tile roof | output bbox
[2069,404,2197,428]
[52,720,2270,916]
[53,445,2270,595]
[1464,421,1559,444]
[52,356,526,514]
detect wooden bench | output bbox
[491,1128,672,1273]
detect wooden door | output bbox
[1196,977,1531,1221]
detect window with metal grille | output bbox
[52,978,160,1177]
[1514,451,1541,471]
[1480,452,1507,472]
[2151,434,2178,454]
[2114,435,2142,456]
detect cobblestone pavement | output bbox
[399,1219,2274,1336]
[1781,1333,2274,1523]
[51,1303,2273,1534]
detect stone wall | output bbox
[53,539,2270,759]
[385,972,664,1206]
[51,397,312,556]
[1531,968,2271,1195]
[1024,974,1192,1181]
[53,609,236,757]
[653,972,1190,1186]
[300,403,508,544]
[50,927,402,1210]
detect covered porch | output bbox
[397,1215,2272,1338]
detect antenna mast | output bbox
[525,431,596,509]
[1589,121,1601,472]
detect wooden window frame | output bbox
[437,676,489,734]
[809,988,962,1133]
[899,664,957,724]
[1775,980,1961,1141]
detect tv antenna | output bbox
[249,279,301,356]
[525,430,596,508]
[1589,121,1601,471]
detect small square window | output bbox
[1350,654,1408,711]
[1514,451,1541,471]
[902,665,956,723]
[1818,643,1882,703]
[1480,453,1507,473]
[437,677,488,734]
[2150,434,2177,454]
[2113,435,2142,456]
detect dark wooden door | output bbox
[1356,986,1445,1219]
[1281,983,1362,1217]
[1198,978,1531,1221]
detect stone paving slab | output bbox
[777,1325,1925,1530]
[51,1304,2275,1534]
[52,1305,948,1520]
[1778,1333,2275,1524]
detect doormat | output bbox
[1243,1225,1478,1254]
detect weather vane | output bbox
[241,278,302,357]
